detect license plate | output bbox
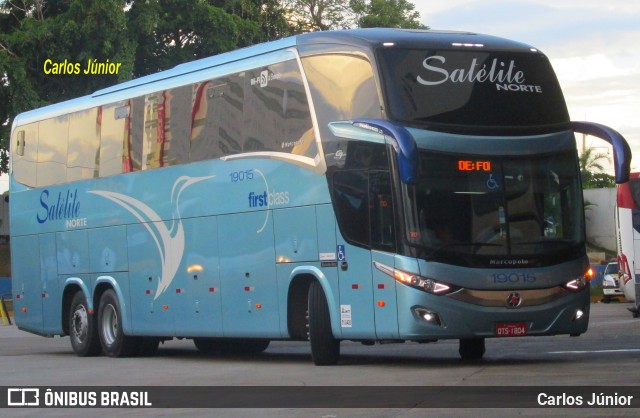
[495,322,528,337]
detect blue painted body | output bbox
[7,133,594,340]
[11,158,332,337]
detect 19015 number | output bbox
[230,169,254,182]
[491,273,537,284]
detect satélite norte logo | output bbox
[417,56,543,93]
[248,190,290,208]
[36,188,87,229]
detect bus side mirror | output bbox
[572,121,632,184]
[328,120,419,184]
[351,119,418,184]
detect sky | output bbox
[415,0,640,173]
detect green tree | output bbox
[351,0,427,29]
[0,0,135,172]
[127,0,291,76]
[282,0,350,31]
[283,0,426,31]
[212,0,292,41]
[579,147,616,189]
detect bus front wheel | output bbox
[308,281,340,365]
[459,338,485,361]
[98,289,138,357]
[69,291,101,357]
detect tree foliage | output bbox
[351,0,426,29]
[283,0,426,31]
[127,0,290,77]
[579,147,616,189]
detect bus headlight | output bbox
[564,267,594,292]
[373,261,458,295]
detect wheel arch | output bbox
[94,276,132,335]
[61,278,91,336]
[287,266,341,340]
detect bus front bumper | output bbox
[396,284,590,340]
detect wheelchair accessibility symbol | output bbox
[337,245,346,261]
[486,174,500,190]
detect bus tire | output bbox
[308,281,340,365]
[69,291,101,357]
[98,289,138,357]
[459,338,485,361]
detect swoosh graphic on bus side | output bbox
[89,175,214,299]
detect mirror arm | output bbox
[572,121,632,184]
[351,119,418,184]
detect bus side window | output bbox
[140,86,190,169]
[37,116,69,187]
[126,97,144,172]
[143,93,163,169]
[332,168,396,250]
[191,74,244,161]
[164,85,191,166]
[301,54,381,169]
[370,171,395,251]
[243,60,315,157]
[333,170,370,246]
[99,102,128,177]
[68,108,100,182]
[12,123,39,187]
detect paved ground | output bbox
[0,300,638,417]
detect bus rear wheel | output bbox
[459,338,485,361]
[69,291,101,357]
[308,281,340,365]
[98,289,138,357]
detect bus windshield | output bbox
[377,48,569,133]
[404,150,584,267]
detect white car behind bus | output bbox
[602,261,624,303]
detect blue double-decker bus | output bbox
[9,29,631,364]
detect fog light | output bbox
[414,307,444,327]
[574,309,585,321]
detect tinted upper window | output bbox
[377,48,569,133]
[301,54,381,169]
[244,60,315,158]
[12,57,317,188]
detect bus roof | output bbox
[13,28,537,128]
